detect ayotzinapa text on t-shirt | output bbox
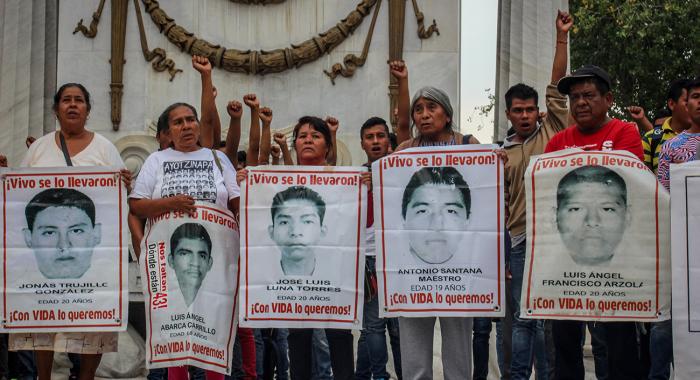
[130,148,239,210]
[160,159,217,202]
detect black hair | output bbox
[667,79,691,104]
[401,167,471,219]
[389,133,398,150]
[53,83,92,112]
[292,116,333,156]
[237,151,247,164]
[556,165,627,207]
[170,223,212,258]
[686,77,700,97]
[25,188,96,231]
[360,117,390,139]
[271,186,326,224]
[505,83,539,110]
[652,108,671,125]
[156,103,199,136]
[568,77,610,96]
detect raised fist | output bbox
[243,94,259,109]
[273,132,288,148]
[260,107,273,124]
[627,106,646,121]
[227,101,243,119]
[388,60,408,80]
[325,117,339,133]
[556,10,573,33]
[191,55,212,74]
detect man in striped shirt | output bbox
[641,79,692,173]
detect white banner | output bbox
[373,145,505,317]
[671,161,700,377]
[522,150,670,321]
[0,167,128,332]
[240,166,366,329]
[141,204,239,375]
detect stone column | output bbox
[0,0,57,165]
[494,0,568,141]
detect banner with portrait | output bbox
[240,166,366,329]
[0,166,128,332]
[141,204,239,375]
[670,161,700,377]
[373,145,505,318]
[522,149,670,321]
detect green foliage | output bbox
[570,0,700,120]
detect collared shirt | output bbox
[657,131,700,190]
[641,118,678,174]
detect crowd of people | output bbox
[0,8,698,380]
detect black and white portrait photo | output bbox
[555,165,630,266]
[401,167,471,265]
[23,188,101,279]
[168,223,213,307]
[268,186,328,276]
[372,145,504,318]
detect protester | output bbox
[11,82,131,380]
[544,65,644,379]
[385,60,480,378]
[502,10,572,380]
[238,115,354,380]
[641,79,692,173]
[355,117,402,380]
[129,102,240,380]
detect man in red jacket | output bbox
[545,65,644,380]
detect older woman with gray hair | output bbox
[389,60,480,150]
[387,60,479,379]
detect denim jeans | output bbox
[311,329,333,380]
[510,240,547,380]
[147,368,167,380]
[255,329,289,380]
[648,319,672,380]
[472,318,492,380]
[386,317,402,379]
[584,322,608,380]
[356,257,391,380]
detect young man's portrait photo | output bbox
[268,186,328,276]
[401,167,471,264]
[169,223,213,306]
[23,188,102,279]
[555,165,630,266]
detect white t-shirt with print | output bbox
[130,148,239,209]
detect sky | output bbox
[460,1,498,143]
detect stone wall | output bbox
[55,0,459,169]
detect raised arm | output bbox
[244,94,261,166]
[273,132,294,165]
[627,106,654,133]
[326,117,339,166]
[192,55,221,148]
[258,107,273,164]
[552,10,572,84]
[389,60,411,144]
[224,100,243,166]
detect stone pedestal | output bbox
[494,0,568,141]
[0,0,57,165]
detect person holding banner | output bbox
[502,11,571,379]
[129,102,240,380]
[10,83,131,380]
[237,116,356,380]
[543,66,645,379]
[387,65,480,378]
